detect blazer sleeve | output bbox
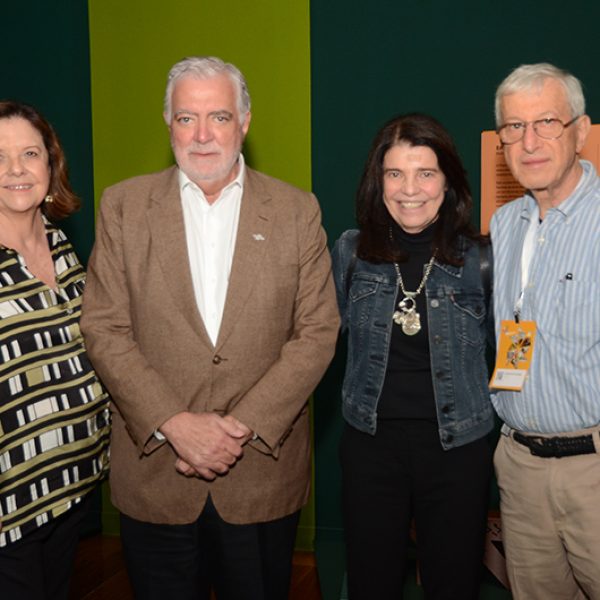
[80,187,187,453]
[228,193,340,456]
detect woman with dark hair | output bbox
[333,113,493,599]
[0,101,110,599]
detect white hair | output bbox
[495,63,585,127]
[163,56,251,123]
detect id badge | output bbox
[489,320,536,391]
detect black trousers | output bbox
[120,495,300,600]
[0,493,91,600]
[340,420,492,600]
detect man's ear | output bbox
[575,114,591,153]
[241,111,252,137]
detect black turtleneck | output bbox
[377,221,437,420]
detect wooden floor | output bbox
[70,534,322,599]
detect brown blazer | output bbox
[81,165,339,525]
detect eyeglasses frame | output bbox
[497,116,581,145]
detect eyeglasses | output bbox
[497,116,580,145]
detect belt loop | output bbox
[500,423,512,437]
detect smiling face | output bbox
[500,78,590,213]
[167,74,250,202]
[382,142,446,233]
[0,117,50,219]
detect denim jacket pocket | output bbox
[348,274,380,326]
[449,290,486,346]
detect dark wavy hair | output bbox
[356,113,482,265]
[0,101,80,220]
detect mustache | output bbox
[185,143,221,153]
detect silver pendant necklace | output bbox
[390,228,436,336]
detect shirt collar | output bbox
[178,154,245,201]
[520,159,598,221]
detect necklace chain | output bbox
[389,226,437,335]
[389,226,436,297]
[393,257,435,298]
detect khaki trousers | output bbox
[494,427,600,600]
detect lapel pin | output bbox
[252,234,265,241]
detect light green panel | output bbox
[88,0,312,204]
[88,0,314,549]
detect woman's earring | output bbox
[44,194,54,203]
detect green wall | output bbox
[88,0,315,548]
[88,0,312,202]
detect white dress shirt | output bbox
[180,156,245,346]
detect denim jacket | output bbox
[332,229,494,450]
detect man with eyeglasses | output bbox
[491,63,600,600]
[489,63,600,599]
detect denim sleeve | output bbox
[484,242,496,352]
[331,237,348,332]
[331,230,359,334]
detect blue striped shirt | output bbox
[490,160,600,433]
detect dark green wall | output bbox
[1,0,99,533]
[0,0,95,263]
[311,1,600,596]
[312,0,600,244]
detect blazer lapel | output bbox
[216,169,273,349]
[146,167,213,346]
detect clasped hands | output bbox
[160,411,253,480]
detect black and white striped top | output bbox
[0,219,110,547]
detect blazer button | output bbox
[442,405,451,414]
[212,355,223,365]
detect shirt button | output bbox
[430,299,439,308]
[212,355,223,365]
